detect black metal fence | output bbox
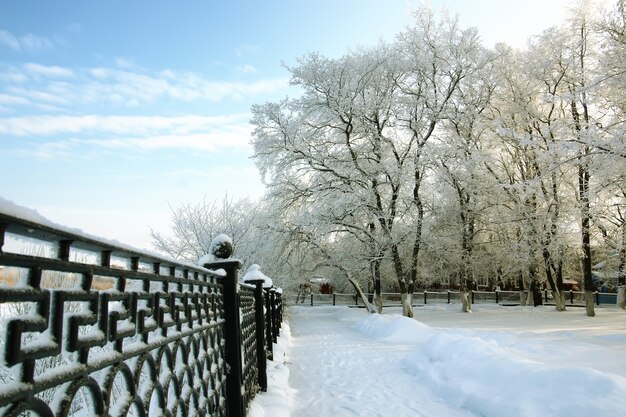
[298,290,619,307]
[0,211,282,417]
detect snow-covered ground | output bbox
[249,304,626,417]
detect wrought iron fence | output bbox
[0,211,282,417]
[297,289,618,308]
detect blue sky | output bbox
[0,0,583,250]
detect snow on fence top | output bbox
[0,195,218,276]
[242,264,273,288]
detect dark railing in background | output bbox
[0,212,282,417]
[300,290,619,307]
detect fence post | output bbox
[276,291,283,329]
[570,290,574,304]
[271,289,278,343]
[447,290,451,304]
[424,291,427,305]
[249,280,268,392]
[206,259,245,417]
[495,290,499,304]
[333,293,336,306]
[264,289,274,361]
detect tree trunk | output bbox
[460,289,472,312]
[372,257,383,314]
[553,291,567,311]
[348,278,377,313]
[584,290,596,316]
[373,292,384,314]
[400,292,414,318]
[580,163,595,317]
[518,274,527,306]
[618,219,625,286]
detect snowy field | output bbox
[250,304,626,417]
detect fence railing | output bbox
[0,211,282,417]
[296,289,619,307]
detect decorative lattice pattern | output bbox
[239,284,259,407]
[0,213,229,417]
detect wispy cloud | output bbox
[66,23,82,34]
[1,114,254,159]
[0,93,31,106]
[0,64,288,111]
[236,64,258,74]
[0,114,249,137]
[23,63,74,78]
[0,29,55,52]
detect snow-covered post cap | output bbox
[241,264,273,289]
[197,234,234,266]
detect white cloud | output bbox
[237,64,258,74]
[24,63,74,78]
[0,71,28,83]
[1,64,289,109]
[114,58,139,70]
[66,23,82,34]
[0,29,54,52]
[0,113,250,137]
[0,93,30,106]
[21,33,54,50]
[0,30,20,50]
[6,86,70,106]
[84,130,251,152]
[1,113,254,159]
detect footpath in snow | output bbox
[250,304,626,417]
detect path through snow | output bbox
[250,304,626,417]
[286,306,476,417]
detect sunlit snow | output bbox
[250,305,626,417]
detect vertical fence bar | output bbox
[264,289,274,361]
[447,290,451,304]
[333,293,336,306]
[276,292,283,329]
[570,290,574,304]
[250,280,267,392]
[206,260,245,417]
[271,289,278,343]
[424,291,427,305]
[310,292,313,306]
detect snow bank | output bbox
[352,312,432,344]
[353,311,626,417]
[405,331,626,417]
[248,321,292,417]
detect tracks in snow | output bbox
[286,306,477,417]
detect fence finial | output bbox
[198,234,234,266]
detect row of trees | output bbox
[153,1,625,317]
